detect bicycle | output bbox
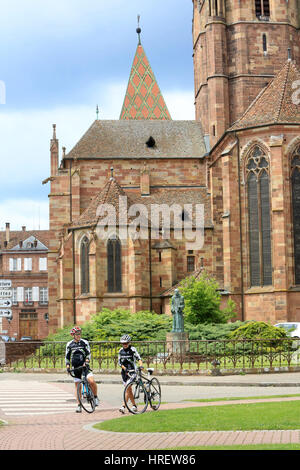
[123,367,161,414]
[68,365,96,413]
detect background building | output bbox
[0,224,49,339]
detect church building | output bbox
[44,0,300,333]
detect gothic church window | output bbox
[292,150,300,284]
[246,146,272,287]
[255,0,270,19]
[80,236,89,294]
[107,237,122,292]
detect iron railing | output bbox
[3,338,300,373]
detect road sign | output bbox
[0,309,12,318]
[0,299,12,308]
[0,280,11,288]
[0,290,12,298]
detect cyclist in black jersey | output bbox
[65,326,99,413]
[118,334,143,414]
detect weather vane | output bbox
[136,15,141,45]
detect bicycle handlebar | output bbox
[67,364,92,378]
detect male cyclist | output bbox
[118,334,143,414]
[65,326,99,413]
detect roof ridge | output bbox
[275,60,291,122]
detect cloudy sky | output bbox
[0,0,195,231]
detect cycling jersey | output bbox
[118,345,141,370]
[65,338,91,368]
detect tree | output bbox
[178,271,236,325]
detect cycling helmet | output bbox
[70,326,82,336]
[120,334,131,343]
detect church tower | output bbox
[193,0,300,146]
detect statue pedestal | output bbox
[166,332,189,354]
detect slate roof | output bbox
[0,230,50,251]
[65,120,207,160]
[230,60,300,131]
[120,43,171,120]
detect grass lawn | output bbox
[183,394,300,403]
[94,400,300,433]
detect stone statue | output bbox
[171,289,185,333]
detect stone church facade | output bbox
[44,0,300,333]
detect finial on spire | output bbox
[96,104,99,120]
[288,47,292,62]
[62,146,66,158]
[136,14,141,45]
[52,124,56,139]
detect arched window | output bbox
[80,236,89,294]
[255,0,270,19]
[107,237,122,292]
[291,150,300,284]
[246,146,272,286]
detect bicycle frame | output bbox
[124,367,161,414]
[68,365,96,413]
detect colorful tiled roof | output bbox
[230,60,300,131]
[120,43,171,120]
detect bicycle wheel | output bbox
[77,380,95,413]
[124,381,148,414]
[149,377,161,410]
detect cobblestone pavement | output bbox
[0,376,300,450]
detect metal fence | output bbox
[3,338,300,373]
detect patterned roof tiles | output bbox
[120,43,171,120]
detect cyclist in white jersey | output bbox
[118,334,143,414]
[65,326,99,413]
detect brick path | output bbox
[1,395,300,450]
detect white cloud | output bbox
[164,90,195,120]
[0,84,195,230]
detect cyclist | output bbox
[118,334,143,414]
[65,326,99,413]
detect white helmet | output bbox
[120,334,131,343]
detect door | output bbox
[19,313,38,339]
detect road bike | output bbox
[123,367,161,414]
[68,365,96,413]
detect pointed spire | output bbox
[52,124,57,140]
[120,25,171,120]
[136,15,141,45]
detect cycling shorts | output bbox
[121,369,136,386]
[72,366,93,383]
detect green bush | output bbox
[228,321,288,341]
[45,308,173,343]
[178,271,237,325]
